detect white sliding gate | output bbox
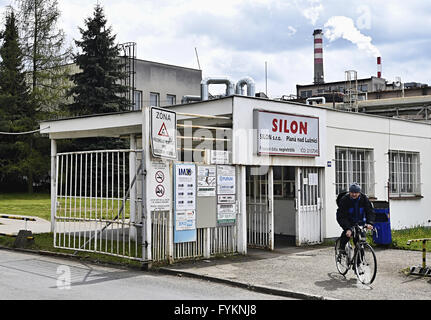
[54,149,147,261]
[296,167,323,245]
[246,167,274,250]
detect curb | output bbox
[158,267,336,301]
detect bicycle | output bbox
[334,224,378,285]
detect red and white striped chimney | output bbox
[313,29,324,84]
[377,56,382,78]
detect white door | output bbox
[296,167,323,245]
[246,166,274,250]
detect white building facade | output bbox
[41,95,431,263]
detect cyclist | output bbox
[336,182,375,255]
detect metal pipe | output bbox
[181,95,201,104]
[235,77,256,97]
[306,97,326,105]
[201,77,235,101]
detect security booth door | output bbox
[296,167,323,246]
[246,166,274,250]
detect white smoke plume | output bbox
[324,16,381,57]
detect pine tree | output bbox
[0,10,48,193]
[17,0,73,117]
[68,4,130,115]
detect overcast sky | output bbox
[2,0,431,98]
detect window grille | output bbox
[335,147,375,196]
[389,150,421,197]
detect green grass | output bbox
[0,193,51,221]
[0,193,131,222]
[390,226,431,251]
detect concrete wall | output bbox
[135,60,201,107]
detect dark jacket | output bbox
[336,193,375,231]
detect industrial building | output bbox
[40,75,431,264]
[293,30,431,122]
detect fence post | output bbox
[50,139,57,233]
[237,165,247,255]
[130,134,137,241]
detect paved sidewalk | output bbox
[0,214,51,235]
[160,245,431,300]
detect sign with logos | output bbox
[217,165,236,195]
[150,107,177,160]
[175,210,196,231]
[175,164,196,211]
[174,163,196,243]
[254,109,320,157]
[147,159,171,212]
[197,166,217,197]
[216,165,236,225]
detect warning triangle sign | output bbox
[158,122,169,137]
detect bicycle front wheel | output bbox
[335,238,349,276]
[354,243,377,285]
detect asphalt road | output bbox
[0,250,290,300]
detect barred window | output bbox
[335,147,375,197]
[389,150,421,197]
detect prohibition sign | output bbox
[155,171,165,183]
[155,185,165,198]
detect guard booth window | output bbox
[273,167,295,199]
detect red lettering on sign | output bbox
[272,119,278,132]
[271,118,309,135]
[291,121,298,134]
[300,122,308,135]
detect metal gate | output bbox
[296,167,323,245]
[54,149,146,261]
[246,166,274,250]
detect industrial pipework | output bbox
[201,77,235,101]
[235,77,256,97]
[306,97,326,105]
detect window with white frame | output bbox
[133,90,142,110]
[166,94,176,106]
[335,147,375,197]
[150,92,159,107]
[389,150,421,197]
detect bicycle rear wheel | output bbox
[354,243,377,284]
[335,238,349,276]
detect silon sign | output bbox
[254,109,320,157]
[151,107,177,160]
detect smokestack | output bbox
[377,56,382,78]
[313,29,324,85]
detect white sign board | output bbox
[217,165,236,195]
[175,210,196,231]
[254,110,320,157]
[147,159,171,212]
[151,107,177,160]
[197,166,217,197]
[308,173,318,186]
[218,195,236,204]
[175,164,196,211]
[210,150,230,165]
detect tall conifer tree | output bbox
[68,4,130,115]
[0,10,47,193]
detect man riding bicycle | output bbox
[336,182,375,254]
